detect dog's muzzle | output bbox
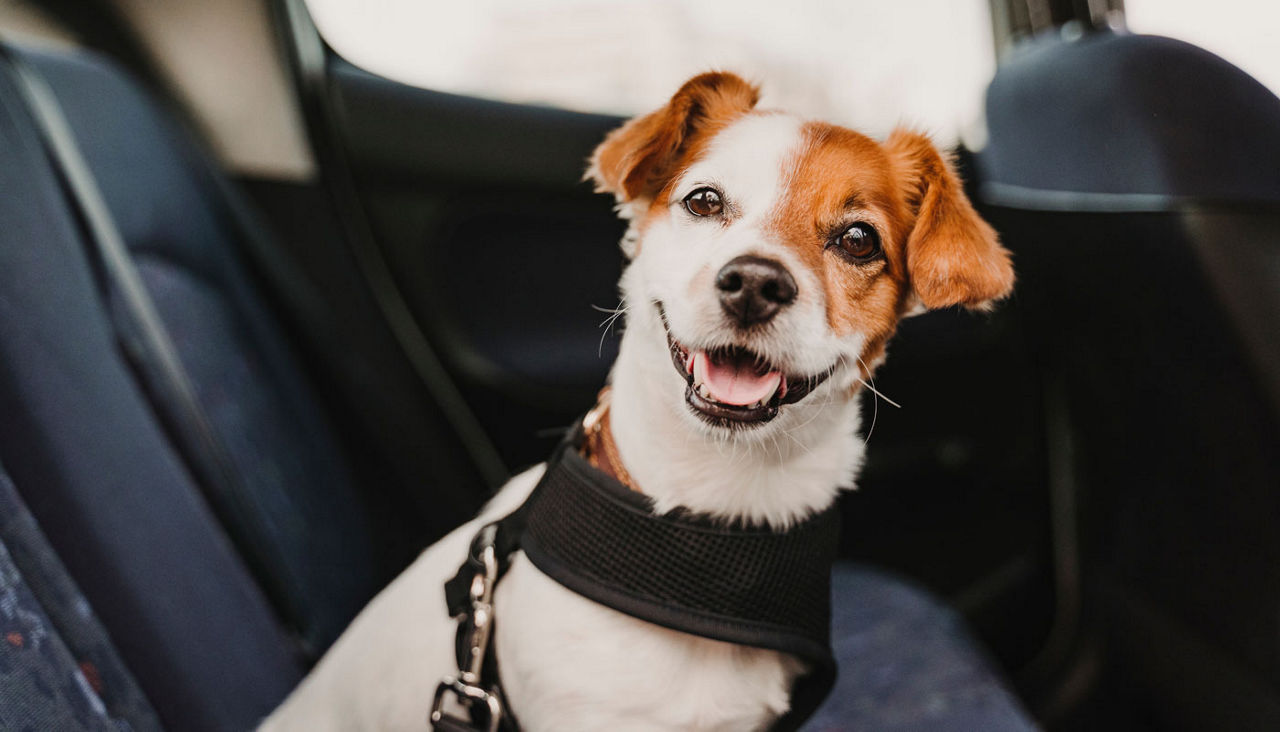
[657,304,836,428]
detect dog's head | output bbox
[589,72,1012,438]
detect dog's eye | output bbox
[683,188,723,217]
[834,223,881,262]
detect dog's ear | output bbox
[885,129,1014,310]
[587,72,759,202]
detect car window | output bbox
[1126,0,1280,96]
[304,0,996,145]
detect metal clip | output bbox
[581,386,611,435]
[460,524,499,683]
[431,523,504,731]
[429,675,502,732]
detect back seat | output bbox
[0,41,394,729]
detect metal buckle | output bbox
[581,386,611,435]
[460,524,499,682]
[429,676,502,732]
[430,524,504,730]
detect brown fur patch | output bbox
[587,72,760,203]
[760,124,1014,371]
[884,129,1015,309]
[765,122,914,370]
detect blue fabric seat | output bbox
[806,566,1036,731]
[0,40,1035,731]
[0,460,161,731]
[13,44,386,652]
[0,46,311,730]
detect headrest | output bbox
[979,30,1280,209]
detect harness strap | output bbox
[434,426,839,731]
[435,494,532,732]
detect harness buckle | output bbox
[460,524,499,681]
[429,675,503,732]
[431,523,505,731]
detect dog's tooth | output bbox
[697,383,710,399]
[767,374,783,401]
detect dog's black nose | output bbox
[716,255,797,327]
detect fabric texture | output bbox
[0,536,117,732]
[0,463,160,731]
[804,564,1038,731]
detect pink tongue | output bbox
[693,352,782,407]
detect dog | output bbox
[262,71,1013,731]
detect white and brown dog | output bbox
[264,71,1013,731]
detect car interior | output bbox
[0,0,1276,729]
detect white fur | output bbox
[262,113,871,731]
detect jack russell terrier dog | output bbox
[263,71,1014,731]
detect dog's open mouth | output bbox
[658,305,834,427]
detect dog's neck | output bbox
[599,317,865,528]
[580,389,636,489]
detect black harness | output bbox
[430,425,840,732]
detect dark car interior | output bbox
[0,0,1276,729]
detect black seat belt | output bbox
[0,44,308,651]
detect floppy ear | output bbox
[587,72,760,203]
[885,129,1014,310]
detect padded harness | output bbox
[431,423,840,731]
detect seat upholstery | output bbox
[0,520,140,732]
[982,31,1280,202]
[805,565,1036,731]
[0,48,308,730]
[0,461,161,731]
[20,44,388,651]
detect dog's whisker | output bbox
[594,300,629,357]
[781,428,813,457]
[771,432,787,464]
[789,389,836,433]
[849,352,900,410]
[857,379,902,409]
[713,429,731,458]
[853,354,899,445]
[779,427,804,449]
[863,387,879,445]
[785,396,834,441]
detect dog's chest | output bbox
[495,553,805,731]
